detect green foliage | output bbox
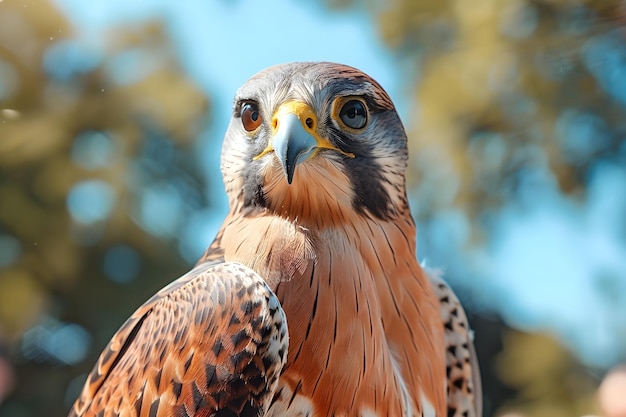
[376,0,626,221]
[496,331,601,417]
[0,1,210,414]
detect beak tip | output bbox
[284,163,295,185]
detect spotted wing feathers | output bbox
[69,261,288,417]
[427,269,482,417]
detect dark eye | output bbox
[241,102,262,131]
[339,99,368,129]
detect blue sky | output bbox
[51,0,626,367]
[52,0,401,110]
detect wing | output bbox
[426,268,482,417]
[69,261,288,417]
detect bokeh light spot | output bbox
[67,180,116,224]
[0,234,21,268]
[134,183,182,238]
[21,319,91,366]
[43,40,102,81]
[71,130,116,170]
[106,49,162,85]
[557,110,610,164]
[103,245,141,284]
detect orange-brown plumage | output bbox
[69,62,481,417]
[70,262,288,417]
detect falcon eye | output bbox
[241,102,262,132]
[339,99,368,130]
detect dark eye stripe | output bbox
[326,126,392,219]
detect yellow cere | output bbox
[253,101,355,160]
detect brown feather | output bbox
[69,262,288,417]
[70,62,480,417]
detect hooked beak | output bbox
[253,101,354,184]
[273,112,317,184]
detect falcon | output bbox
[69,62,481,417]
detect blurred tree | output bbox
[323,0,626,415]
[377,0,626,219]
[495,331,600,417]
[0,0,210,415]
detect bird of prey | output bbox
[69,62,481,417]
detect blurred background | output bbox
[0,0,625,416]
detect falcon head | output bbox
[221,62,410,227]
